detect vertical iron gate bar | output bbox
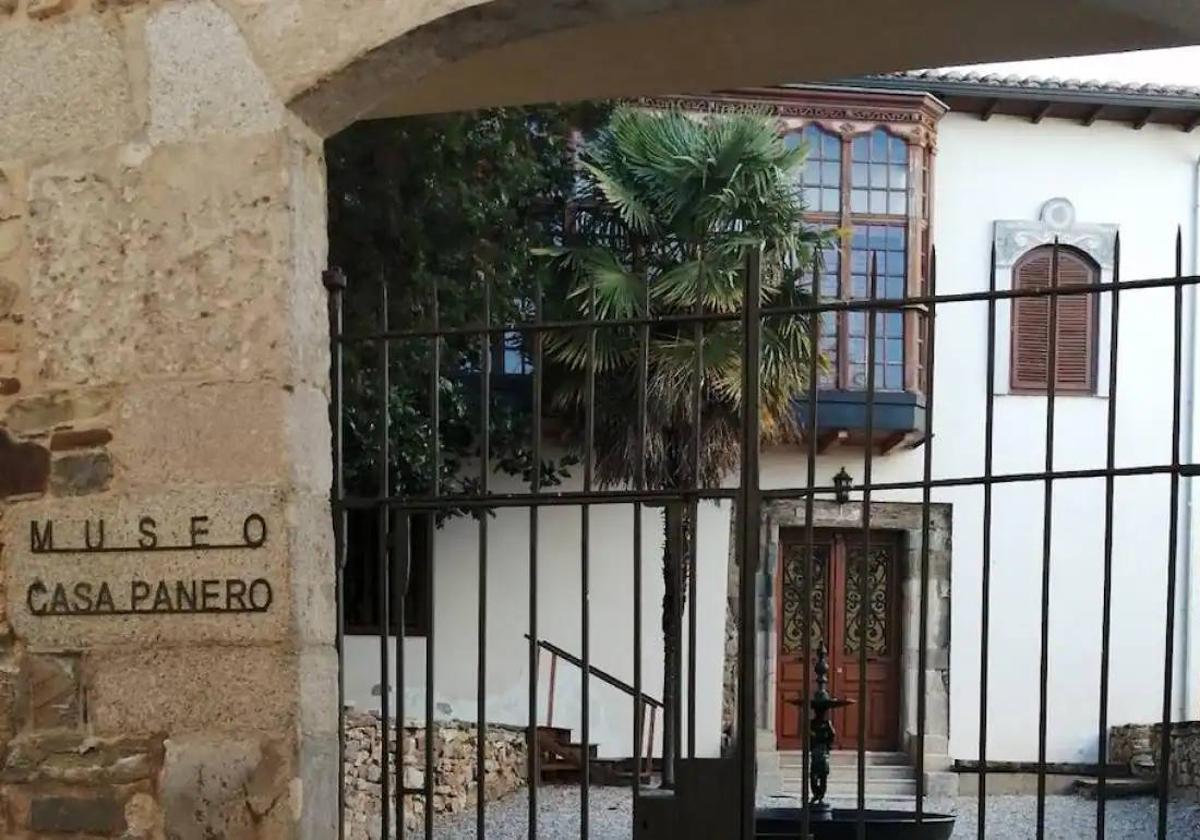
[1035,240,1061,840]
[325,269,348,840]
[857,254,879,840]
[801,256,822,840]
[378,281,392,840]
[738,247,763,840]
[1097,232,1122,838]
[529,277,544,840]
[915,247,938,822]
[581,274,597,840]
[477,276,492,840]
[395,510,410,840]
[424,276,440,840]
[667,505,685,789]
[688,274,704,760]
[1158,229,1185,839]
[977,243,998,840]
[687,504,699,763]
[632,265,649,803]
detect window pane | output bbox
[823,133,842,159]
[870,164,887,188]
[851,190,867,213]
[888,191,906,215]
[870,130,888,158]
[852,162,868,187]
[804,160,820,183]
[851,135,869,159]
[889,164,907,189]
[889,136,907,162]
[822,189,840,212]
[870,191,886,214]
[821,161,840,184]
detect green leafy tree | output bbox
[327,104,608,624]
[540,105,823,783]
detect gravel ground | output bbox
[430,786,1200,839]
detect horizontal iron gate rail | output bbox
[327,232,1200,840]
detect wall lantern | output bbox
[833,467,853,504]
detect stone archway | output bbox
[2,0,1200,837]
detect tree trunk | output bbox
[660,503,693,789]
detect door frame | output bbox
[774,527,904,752]
[747,498,952,774]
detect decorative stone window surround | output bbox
[992,198,1117,398]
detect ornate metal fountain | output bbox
[755,643,956,839]
[807,641,854,814]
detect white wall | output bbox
[932,112,1200,762]
[345,110,1200,766]
[344,464,734,760]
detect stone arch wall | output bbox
[1,0,1199,838]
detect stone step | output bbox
[779,750,910,768]
[1074,777,1159,799]
[781,765,915,783]
[782,779,919,798]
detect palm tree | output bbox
[540,105,825,785]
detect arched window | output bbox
[1010,245,1099,394]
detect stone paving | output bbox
[423,785,1200,839]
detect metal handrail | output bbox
[526,634,662,709]
[526,634,660,779]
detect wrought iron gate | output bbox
[326,233,1198,839]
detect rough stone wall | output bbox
[1110,722,1200,789]
[0,1,334,837]
[343,713,527,837]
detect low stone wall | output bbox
[343,712,527,836]
[1110,721,1200,788]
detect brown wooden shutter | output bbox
[1010,247,1098,393]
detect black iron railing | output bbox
[327,230,1199,840]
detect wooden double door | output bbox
[776,529,902,751]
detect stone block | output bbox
[21,653,81,730]
[49,427,112,450]
[85,644,300,735]
[288,492,335,646]
[27,0,74,20]
[160,734,294,840]
[50,451,113,496]
[0,430,49,499]
[0,278,17,316]
[123,792,163,839]
[299,733,339,840]
[0,662,16,745]
[0,16,135,160]
[27,135,295,385]
[146,0,285,145]
[30,793,126,834]
[4,489,296,649]
[0,377,19,396]
[1,732,162,785]
[110,381,287,490]
[4,387,115,435]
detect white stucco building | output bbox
[343,67,1200,794]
